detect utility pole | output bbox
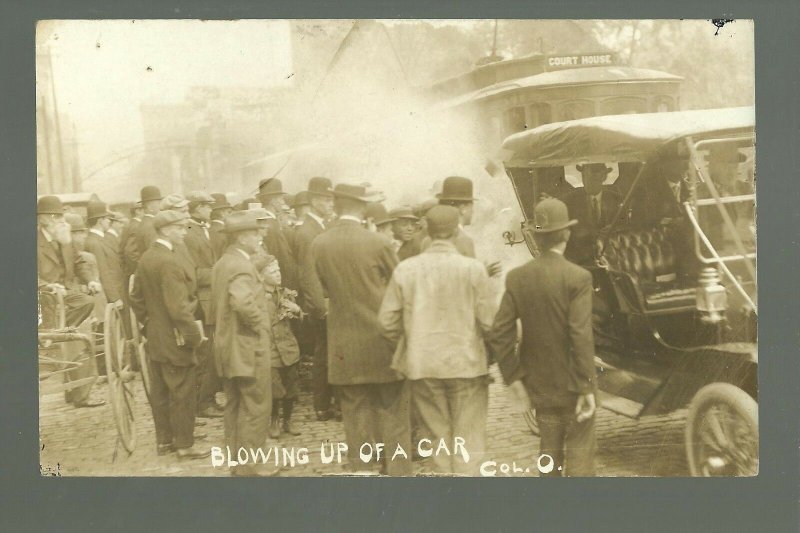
[47,50,70,192]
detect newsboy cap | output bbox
[37,195,65,215]
[425,205,460,236]
[161,194,189,210]
[154,210,190,230]
[388,206,419,221]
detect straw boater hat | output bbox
[532,198,577,233]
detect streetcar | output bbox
[500,106,757,476]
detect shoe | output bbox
[176,445,211,460]
[157,443,175,456]
[198,406,224,418]
[269,416,281,439]
[193,432,208,441]
[74,399,106,408]
[231,464,282,477]
[194,419,207,428]
[316,409,334,421]
[283,419,301,436]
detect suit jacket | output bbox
[311,219,401,385]
[646,177,691,223]
[294,213,326,318]
[487,250,596,409]
[120,217,141,277]
[209,219,228,259]
[134,214,158,264]
[397,232,424,261]
[85,231,125,302]
[105,230,120,255]
[210,246,273,379]
[130,241,201,367]
[261,215,297,290]
[183,219,217,324]
[562,187,624,265]
[37,228,78,289]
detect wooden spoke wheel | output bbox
[685,383,758,477]
[128,308,151,403]
[104,304,137,453]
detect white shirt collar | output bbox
[156,238,173,251]
[307,211,325,227]
[235,247,250,260]
[339,215,362,224]
[89,228,105,238]
[263,210,277,220]
[41,227,53,242]
[107,228,119,237]
[144,213,155,218]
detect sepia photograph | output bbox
[36,18,757,477]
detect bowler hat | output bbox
[161,194,189,210]
[222,211,261,234]
[291,191,310,208]
[365,202,395,226]
[436,176,477,202]
[140,186,162,203]
[576,163,612,174]
[388,206,419,221]
[37,195,65,215]
[333,183,382,203]
[425,205,460,236]
[65,213,87,232]
[532,198,577,233]
[154,210,190,230]
[258,178,285,197]
[307,176,334,197]
[86,201,113,221]
[210,193,231,211]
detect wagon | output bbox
[500,107,757,476]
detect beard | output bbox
[53,222,72,244]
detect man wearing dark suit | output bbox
[209,193,232,259]
[389,206,423,261]
[133,186,163,265]
[85,202,125,305]
[184,191,223,418]
[312,183,411,476]
[130,210,209,459]
[562,163,624,266]
[488,198,598,477]
[119,202,142,279]
[211,211,279,477]
[105,212,126,254]
[295,177,337,420]
[256,178,298,291]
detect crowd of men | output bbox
[37,174,598,477]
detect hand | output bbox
[282,300,302,315]
[485,261,502,278]
[113,299,124,310]
[46,283,66,297]
[575,393,596,423]
[508,380,531,413]
[87,281,102,294]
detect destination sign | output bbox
[546,53,618,70]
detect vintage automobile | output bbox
[500,106,757,476]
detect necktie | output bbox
[592,196,600,225]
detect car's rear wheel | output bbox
[685,382,758,476]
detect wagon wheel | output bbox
[104,304,137,453]
[685,383,758,477]
[128,307,151,403]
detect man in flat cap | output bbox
[311,183,411,475]
[295,176,338,421]
[85,201,125,306]
[130,210,209,459]
[211,211,279,476]
[184,191,223,418]
[389,206,423,261]
[379,205,496,475]
[488,198,597,477]
[125,186,162,278]
[256,178,297,291]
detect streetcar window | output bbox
[503,107,527,136]
[601,97,647,116]
[559,100,595,121]
[529,103,552,127]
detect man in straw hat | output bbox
[210,211,280,476]
[488,198,597,477]
[311,183,411,475]
[130,210,209,459]
[379,205,497,475]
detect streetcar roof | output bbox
[502,106,755,166]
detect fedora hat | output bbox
[140,186,162,203]
[222,211,261,233]
[576,163,612,174]
[258,178,285,197]
[532,198,577,233]
[291,191,310,208]
[333,183,382,203]
[210,193,231,211]
[65,213,87,232]
[365,202,395,226]
[86,201,113,221]
[37,195,64,215]
[153,210,190,230]
[436,176,477,202]
[307,176,334,197]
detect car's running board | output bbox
[598,391,644,419]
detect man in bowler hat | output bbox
[488,198,597,477]
[256,178,297,291]
[127,185,162,275]
[311,183,411,475]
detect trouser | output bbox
[195,325,221,411]
[310,317,334,412]
[62,338,99,406]
[338,380,412,476]
[40,290,95,330]
[223,351,271,475]
[411,377,489,475]
[536,405,596,477]
[148,359,197,449]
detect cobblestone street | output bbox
[40,365,690,477]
